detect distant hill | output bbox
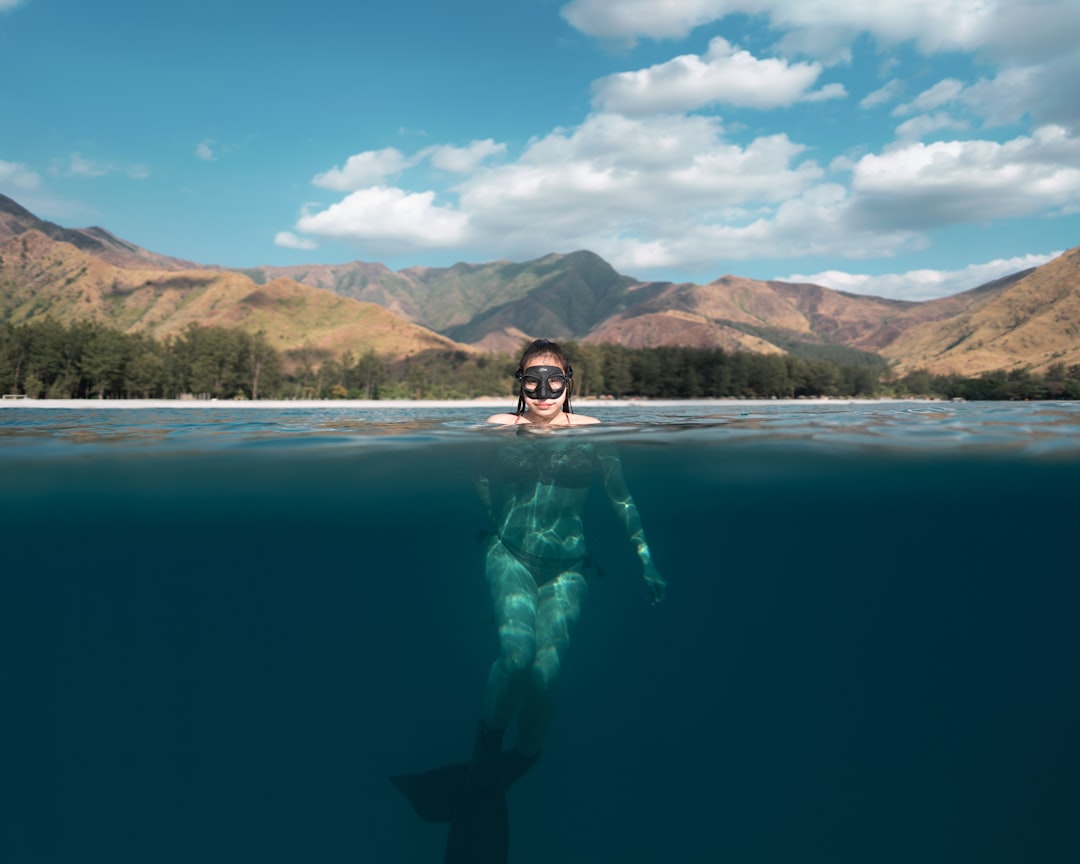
[2,193,1077,374]
[246,250,663,352]
[880,247,1080,374]
[0,229,462,362]
[0,193,203,271]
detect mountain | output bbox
[250,242,1075,372]
[0,193,203,271]
[880,247,1080,374]
[0,228,462,361]
[245,250,665,352]
[2,194,1077,374]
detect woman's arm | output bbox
[475,471,495,528]
[596,444,666,604]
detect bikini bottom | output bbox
[486,534,603,587]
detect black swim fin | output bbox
[390,761,470,823]
[444,779,508,864]
[444,721,507,864]
[390,745,539,824]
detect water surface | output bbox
[2,401,1077,863]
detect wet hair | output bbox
[515,339,574,416]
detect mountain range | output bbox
[3,192,1078,375]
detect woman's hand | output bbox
[643,562,667,605]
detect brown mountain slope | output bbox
[238,260,422,322]
[4,195,1077,375]
[0,230,462,361]
[0,193,203,271]
[584,276,908,352]
[584,271,1029,363]
[881,246,1080,374]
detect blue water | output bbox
[2,401,1078,864]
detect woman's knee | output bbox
[498,623,537,677]
[530,645,562,694]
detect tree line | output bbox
[3,319,1079,400]
[0,320,282,400]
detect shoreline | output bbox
[0,396,942,410]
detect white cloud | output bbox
[561,0,730,44]
[311,148,411,191]
[861,79,905,110]
[427,139,505,173]
[849,126,1080,229]
[562,2,1080,136]
[893,78,966,117]
[890,63,1079,131]
[287,113,838,268]
[894,112,968,142]
[287,0,1080,287]
[295,186,469,249]
[453,113,826,254]
[592,181,922,274]
[60,153,109,178]
[593,37,844,115]
[0,0,25,11]
[127,163,150,180]
[287,112,1080,277]
[785,251,1062,301]
[196,140,216,161]
[959,67,1044,127]
[274,231,318,251]
[560,1,1080,64]
[0,159,41,190]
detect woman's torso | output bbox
[489,437,595,561]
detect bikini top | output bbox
[493,438,595,489]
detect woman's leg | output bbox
[515,569,588,756]
[483,541,539,732]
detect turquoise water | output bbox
[2,401,1078,863]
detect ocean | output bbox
[2,400,1078,864]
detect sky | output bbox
[2,0,1079,301]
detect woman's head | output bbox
[515,339,574,416]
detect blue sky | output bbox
[2,0,1079,300]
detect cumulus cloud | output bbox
[0,159,41,190]
[849,125,1080,229]
[274,231,318,251]
[427,139,505,173]
[285,107,1080,276]
[311,148,411,191]
[285,113,839,267]
[196,140,217,161]
[562,2,1080,136]
[785,251,1062,301]
[894,112,968,142]
[561,0,730,43]
[893,79,966,117]
[281,1,1080,280]
[860,79,904,110]
[890,64,1079,132]
[287,112,916,273]
[593,37,844,115]
[560,1,1080,64]
[295,186,469,250]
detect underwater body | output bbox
[2,400,1078,864]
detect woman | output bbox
[393,340,665,864]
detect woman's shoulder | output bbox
[567,413,600,426]
[486,412,520,425]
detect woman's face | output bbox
[520,354,569,424]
